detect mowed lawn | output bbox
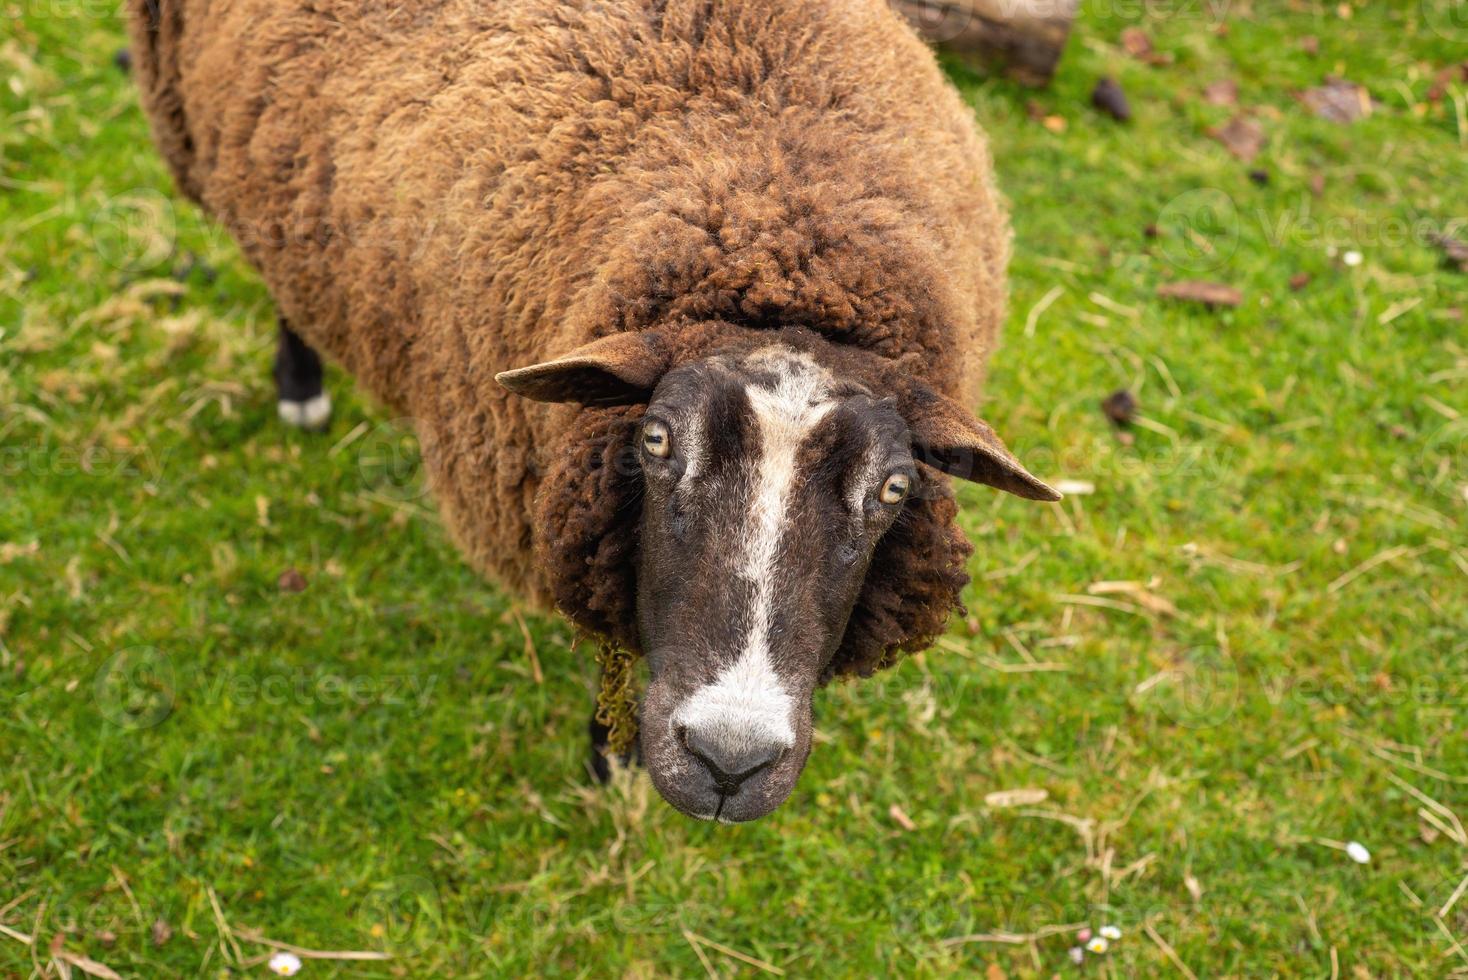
[2,1,1465,976]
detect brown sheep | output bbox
[127,0,1058,822]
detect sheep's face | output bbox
[497,330,1058,822]
[632,347,913,822]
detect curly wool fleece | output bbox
[128,0,1014,678]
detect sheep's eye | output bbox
[878,472,910,505]
[642,419,671,459]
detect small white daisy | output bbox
[1346,841,1371,864]
[1343,250,1363,267]
[1086,936,1110,954]
[1100,925,1123,940]
[268,951,303,976]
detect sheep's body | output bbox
[128,0,1010,675]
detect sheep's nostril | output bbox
[681,726,785,794]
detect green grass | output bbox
[2,1,1465,976]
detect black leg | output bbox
[589,705,640,785]
[589,711,615,785]
[273,317,331,430]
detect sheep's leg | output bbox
[588,712,614,784]
[273,317,332,430]
[588,707,639,784]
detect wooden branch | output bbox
[894,0,1078,86]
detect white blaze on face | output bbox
[672,348,836,754]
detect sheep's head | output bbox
[497,327,1058,822]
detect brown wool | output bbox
[127,0,1011,681]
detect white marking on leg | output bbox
[277,392,332,431]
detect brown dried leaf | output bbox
[1202,79,1238,106]
[1157,281,1243,307]
[1427,62,1468,102]
[1101,389,1138,427]
[278,568,308,593]
[1091,77,1131,121]
[1209,115,1266,162]
[1119,27,1171,65]
[1120,26,1152,58]
[149,919,172,948]
[1289,272,1311,291]
[1299,78,1371,123]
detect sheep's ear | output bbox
[495,332,669,405]
[903,383,1061,501]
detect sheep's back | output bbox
[127,0,1009,605]
[129,0,1006,392]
